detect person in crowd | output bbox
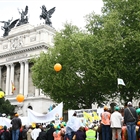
[75,126,86,140]
[60,123,66,140]
[86,124,96,140]
[110,106,123,140]
[124,101,138,140]
[46,123,55,140]
[19,125,23,140]
[22,125,28,140]
[27,125,34,140]
[31,124,41,140]
[37,126,47,140]
[96,120,102,140]
[65,112,81,140]
[53,125,62,140]
[0,125,11,140]
[11,113,22,140]
[101,106,111,140]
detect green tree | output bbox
[85,0,140,102]
[31,23,110,109]
[0,89,15,115]
[31,0,140,109]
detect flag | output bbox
[11,81,16,93]
[83,112,93,122]
[117,78,125,86]
[93,112,100,121]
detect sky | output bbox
[0,0,103,37]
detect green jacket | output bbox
[86,129,96,140]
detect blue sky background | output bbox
[0,0,103,37]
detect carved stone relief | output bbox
[10,36,24,50]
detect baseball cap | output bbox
[15,113,19,117]
[127,101,132,106]
[115,106,120,111]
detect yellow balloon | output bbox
[0,91,4,98]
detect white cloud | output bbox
[0,0,103,37]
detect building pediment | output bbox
[0,23,55,64]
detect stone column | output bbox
[40,89,44,96]
[0,66,2,88]
[19,61,24,94]
[35,88,39,97]
[10,63,15,95]
[6,64,10,95]
[24,60,29,97]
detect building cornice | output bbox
[0,43,49,58]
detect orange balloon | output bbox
[54,63,62,72]
[137,121,140,126]
[16,94,24,102]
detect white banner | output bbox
[27,102,63,123]
[0,117,12,128]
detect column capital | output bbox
[23,60,29,64]
[10,63,16,67]
[5,64,10,67]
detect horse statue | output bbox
[0,18,19,37]
[40,5,55,27]
[17,6,28,26]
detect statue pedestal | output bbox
[9,24,34,36]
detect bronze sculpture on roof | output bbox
[17,6,28,26]
[0,18,19,37]
[40,5,55,26]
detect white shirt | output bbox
[110,111,123,128]
[66,116,81,132]
[31,128,41,140]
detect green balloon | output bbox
[136,108,140,114]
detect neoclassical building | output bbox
[0,23,55,116]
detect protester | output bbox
[37,126,47,140]
[110,106,123,140]
[46,123,55,140]
[11,113,22,140]
[53,125,62,140]
[31,124,41,140]
[65,112,81,140]
[22,125,28,140]
[86,124,96,140]
[60,123,66,140]
[0,125,11,140]
[101,106,111,140]
[124,101,138,140]
[75,126,86,140]
[27,125,34,140]
[96,120,102,140]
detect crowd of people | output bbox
[0,101,140,140]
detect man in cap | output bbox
[110,106,123,140]
[86,124,96,140]
[11,113,22,140]
[101,106,111,140]
[124,101,138,140]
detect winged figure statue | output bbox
[0,18,19,37]
[17,6,28,26]
[40,5,55,26]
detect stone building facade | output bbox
[0,23,55,116]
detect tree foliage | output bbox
[31,0,140,109]
[0,89,15,115]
